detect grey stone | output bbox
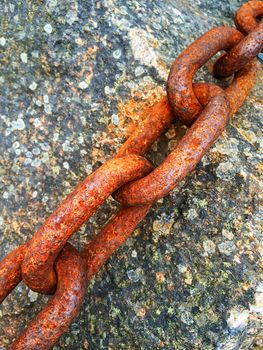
[0,0,262,349]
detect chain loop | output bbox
[214,23,263,78]
[235,0,263,35]
[22,154,152,294]
[0,243,28,303]
[167,26,243,126]
[8,244,87,350]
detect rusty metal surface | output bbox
[167,26,243,126]
[214,23,263,78]
[0,243,28,304]
[114,92,230,206]
[22,155,152,294]
[82,204,152,281]
[235,0,263,35]
[7,244,87,350]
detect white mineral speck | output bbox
[20,52,28,63]
[127,269,140,282]
[28,290,38,302]
[104,86,111,95]
[227,308,249,329]
[0,37,6,46]
[222,229,234,240]
[63,162,69,170]
[29,81,37,91]
[35,99,42,107]
[0,217,3,226]
[177,264,188,274]
[44,23,53,34]
[32,50,39,58]
[32,147,40,155]
[135,66,144,77]
[44,104,52,114]
[186,208,198,220]
[12,118,25,130]
[131,250,137,258]
[79,81,89,90]
[66,9,78,25]
[78,135,84,144]
[26,151,33,158]
[43,95,49,104]
[33,118,41,127]
[3,192,9,199]
[128,28,167,79]
[42,196,48,203]
[31,159,41,167]
[111,114,119,126]
[62,141,73,152]
[113,49,122,59]
[53,132,59,142]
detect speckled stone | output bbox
[0,1,262,350]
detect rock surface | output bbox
[0,0,262,349]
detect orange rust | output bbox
[81,204,151,281]
[8,244,87,350]
[235,0,263,35]
[114,85,165,138]
[22,155,152,294]
[114,45,257,207]
[114,90,230,206]
[0,243,28,303]
[214,23,263,78]
[116,96,173,157]
[167,26,243,125]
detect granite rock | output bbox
[0,0,262,349]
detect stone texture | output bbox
[0,1,262,349]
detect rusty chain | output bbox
[0,1,262,349]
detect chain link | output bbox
[0,1,262,349]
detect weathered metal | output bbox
[235,0,263,35]
[214,23,263,78]
[8,244,87,350]
[22,155,152,294]
[167,26,243,126]
[0,243,28,303]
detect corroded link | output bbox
[8,244,87,350]
[114,90,230,206]
[225,59,257,116]
[1,56,256,313]
[22,154,152,294]
[116,97,173,158]
[81,204,152,280]
[0,243,28,303]
[114,56,257,207]
[235,0,263,35]
[214,22,263,78]
[167,26,243,126]
[195,60,257,116]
